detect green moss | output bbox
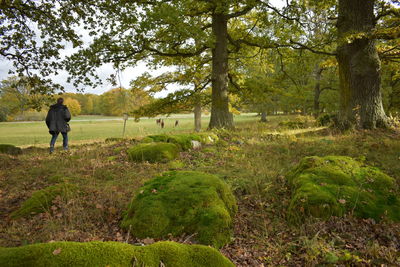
[141,136,154,143]
[0,241,235,267]
[145,134,204,151]
[0,144,22,155]
[107,156,118,161]
[121,171,237,248]
[168,160,185,170]
[10,184,78,219]
[113,147,124,154]
[197,133,219,144]
[287,156,400,222]
[127,143,179,163]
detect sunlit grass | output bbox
[0,113,259,147]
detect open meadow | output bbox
[1,115,400,266]
[0,114,257,147]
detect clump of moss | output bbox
[0,241,235,267]
[287,156,400,222]
[121,171,237,248]
[127,142,179,163]
[143,134,214,150]
[0,144,22,155]
[168,160,185,170]
[10,183,78,219]
[197,133,219,144]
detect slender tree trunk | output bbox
[208,13,233,129]
[260,111,267,122]
[313,66,323,118]
[336,0,388,129]
[194,100,202,132]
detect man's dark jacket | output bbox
[45,103,71,134]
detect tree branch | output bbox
[289,40,337,56]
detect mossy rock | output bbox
[0,241,234,267]
[11,183,78,219]
[141,136,154,143]
[197,133,219,144]
[145,134,203,151]
[127,142,179,163]
[0,144,22,155]
[287,156,400,222]
[121,171,237,248]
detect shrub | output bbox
[127,142,179,163]
[0,241,235,267]
[317,114,337,126]
[121,171,237,248]
[0,144,22,155]
[278,115,313,129]
[287,156,400,222]
[10,183,78,219]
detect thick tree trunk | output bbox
[208,13,233,129]
[260,111,267,122]
[336,0,388,129]
[194,101,202,132]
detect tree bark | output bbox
[260,111,267,122]
[313,65,323,118]
[194,100,202,132]
[336,0,388,129]
[208,12,233,129]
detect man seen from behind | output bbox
[46,97,71,153]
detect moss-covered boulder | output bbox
[0,241,235,267]
[127,142,179,163]
[11,183,77,219]
[0,144,22,155]
[144,134,202,150]
[121,171,237,248]
[287,156,400,222]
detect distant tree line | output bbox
[0,77,153,121]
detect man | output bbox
[46,98,71,153]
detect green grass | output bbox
[0,113,258,147]
[1,114,400,266]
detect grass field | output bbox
[0,113,258,147]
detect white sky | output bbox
[0,0,285,97]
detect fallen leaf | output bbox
[142,238,155,245]
[53,248,62,255]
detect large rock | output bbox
[121,171,237,248]
[0,144,22,155]
[287,156,400,222]
[11,183,77,219]
[143,133,218,151]
[127,142,179,163]
[0,241,235,267]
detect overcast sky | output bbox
[0,0,285,96]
